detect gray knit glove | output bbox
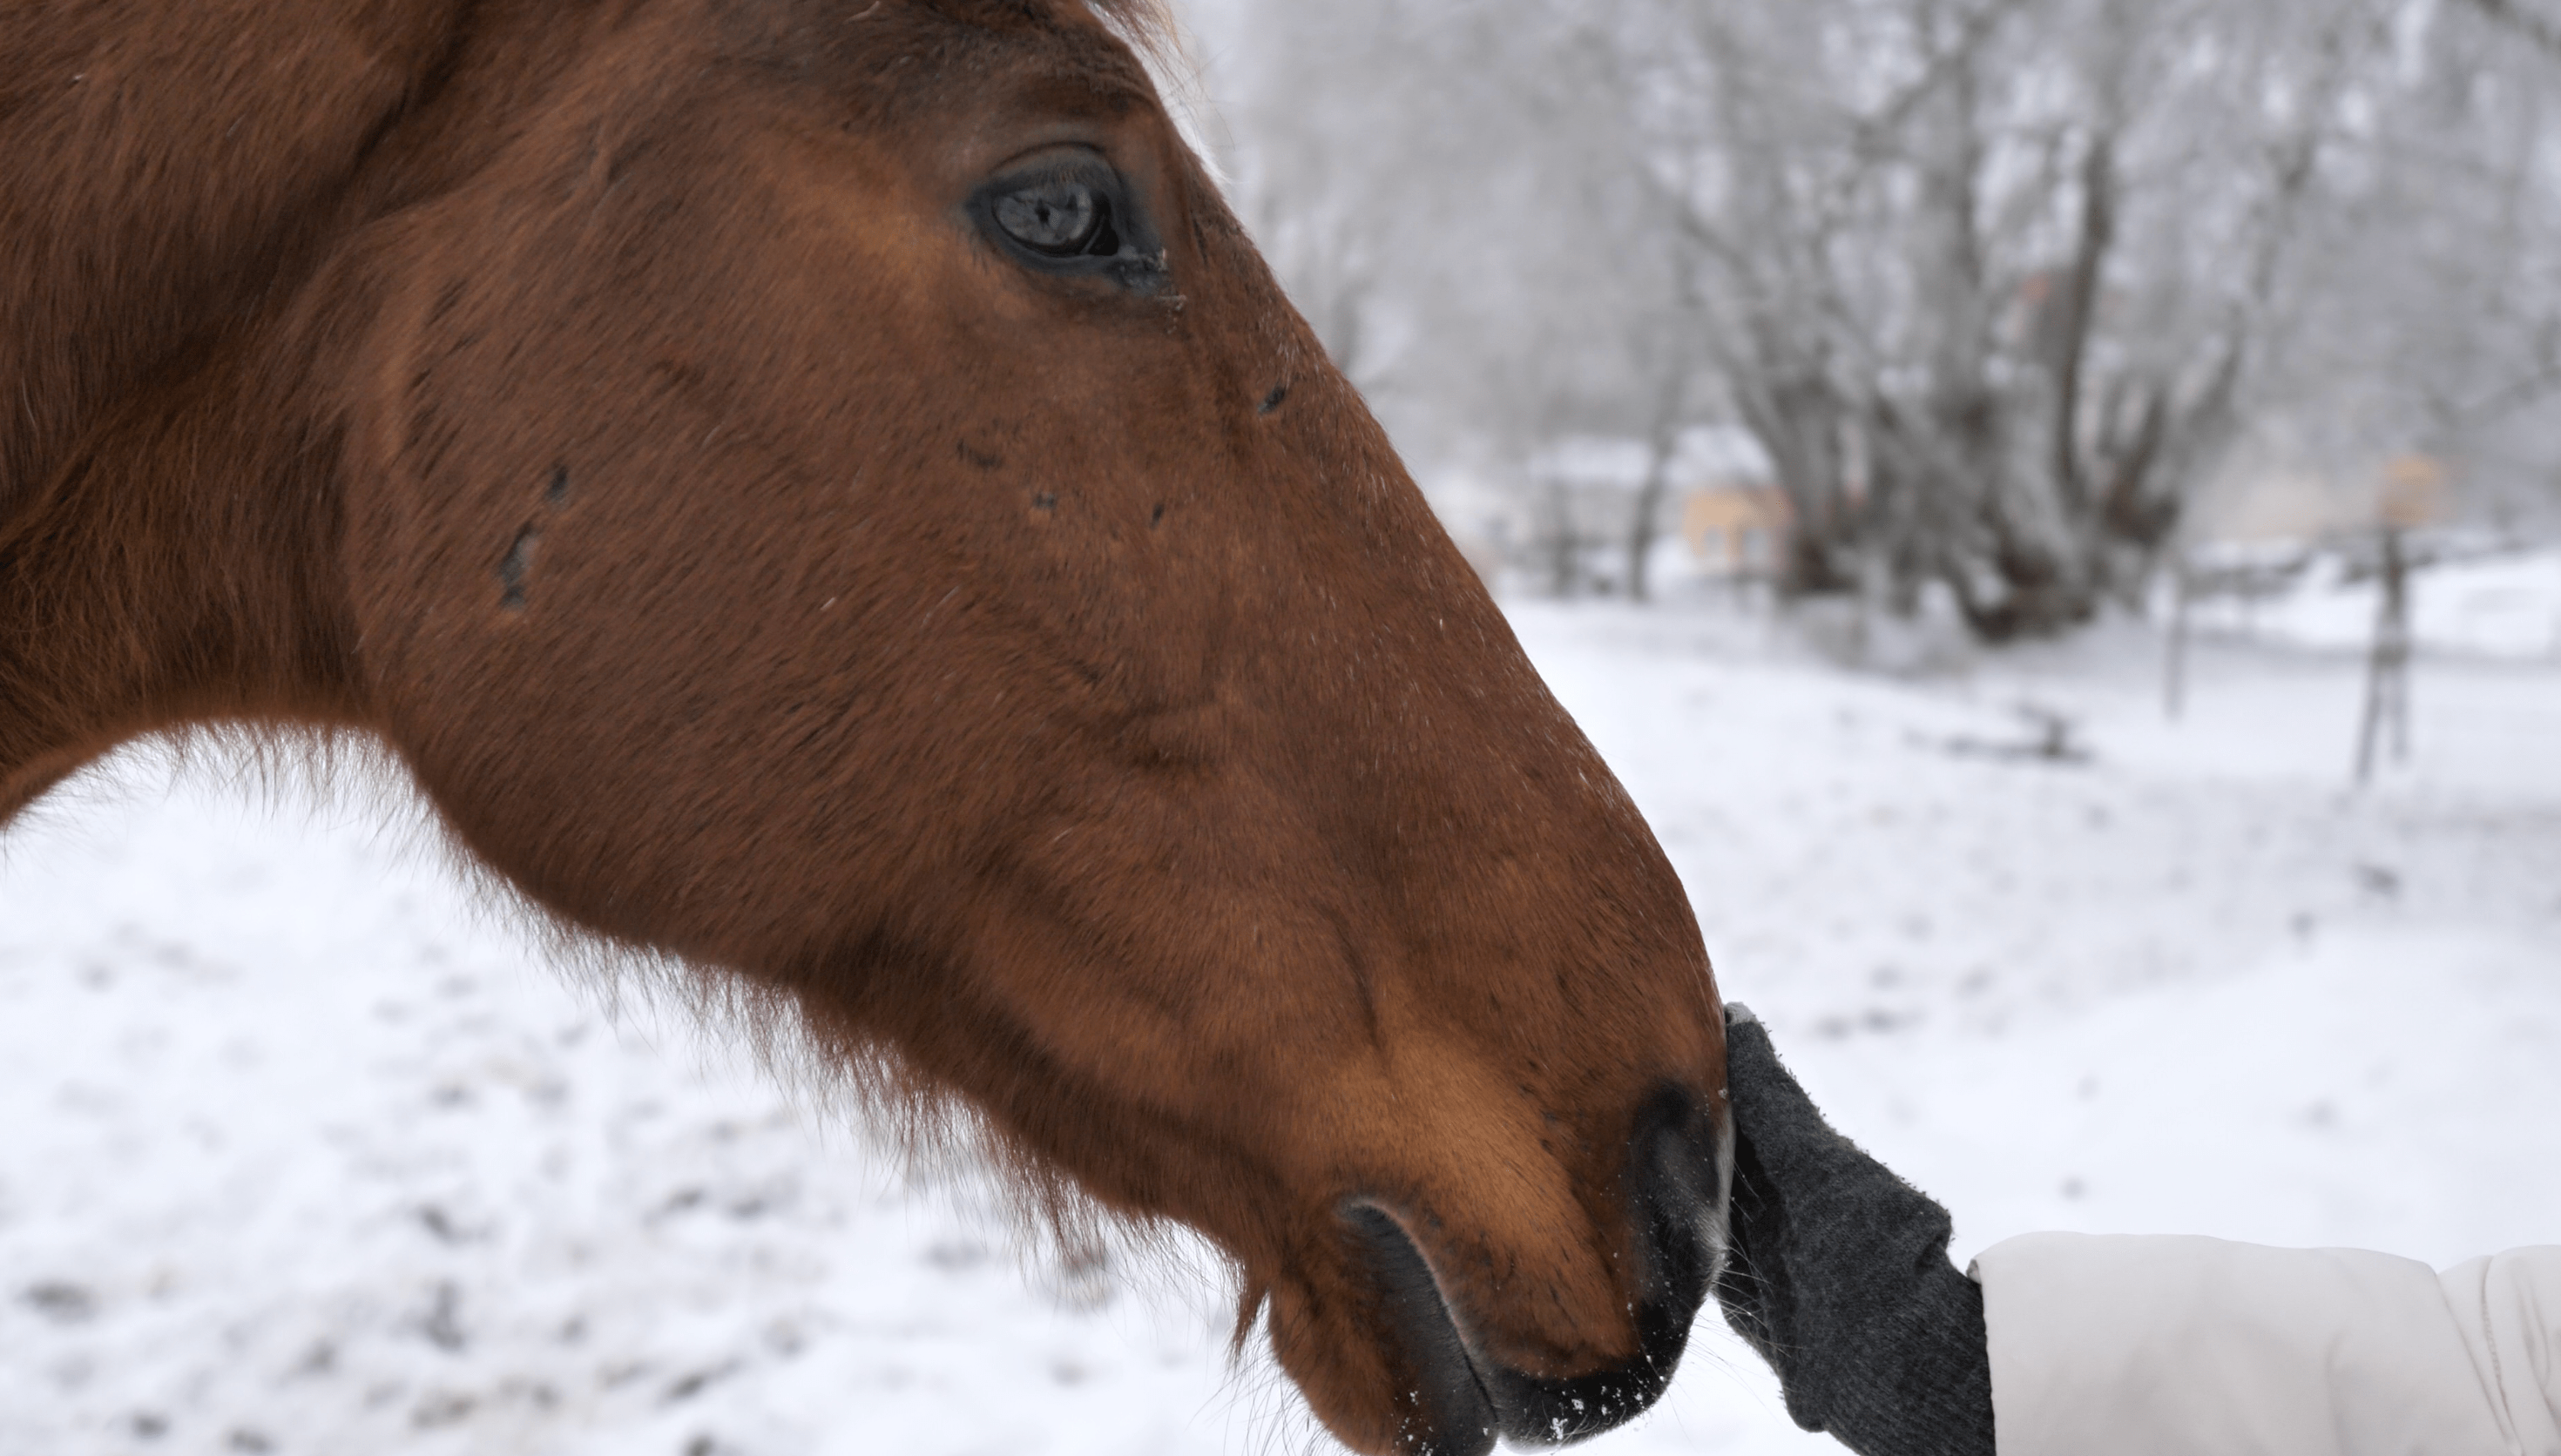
[1716,1006,1997,1456]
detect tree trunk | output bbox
[2163,553,2192,721]
[1625,375,1688,603]
[1539,478,1581,598]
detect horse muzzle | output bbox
[1341,1088,1730,1454]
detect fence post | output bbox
[2354,527,2412,784]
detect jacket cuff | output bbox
[1970,1232,2561,1456]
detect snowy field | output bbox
[5,594,2558,1456]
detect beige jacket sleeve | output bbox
[1970,1232,2561,1456]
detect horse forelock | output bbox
[1079,0,1231,188]
[1079,0,1177,52]
[877,0,1223,185]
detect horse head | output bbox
[0,3,1727,1450]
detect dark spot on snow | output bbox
[226,1429,274,1453]
[416,1204,468,1244]
[2059,1176,2086,1200]
[763,1320,806,1358]
[497,526,539,611]
[413,1391,476,1429]
[129,1412,166,1440]
[1938,704,2088,765]
[1044,1246,1115,1311]
[665,1362,737,1403]
[23,1280,94,1324]
[1812,1007,1919,1040]
[2354,862,2402,899]
[418,1281,466,1353]
[545,463,571,505]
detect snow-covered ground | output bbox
[5,595,2558,1456]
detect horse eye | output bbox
[970,160,1163,293]
[992,180,1118,258]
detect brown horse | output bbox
[0,3,1729,1450]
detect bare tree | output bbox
[1598,0,2405,637]
[1203,0,2561,627]
[2280,0,2561,526]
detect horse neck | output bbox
[0,3,477,509]
[0,301,375,821]
[0,1,491,819]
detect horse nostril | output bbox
[1338,1092,1725,1453]
[1632,1086,1723,1313]
[1460,1088,1721,1447]
[1341,1202,1497,1456]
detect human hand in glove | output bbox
[1716,1005,1997,1456]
